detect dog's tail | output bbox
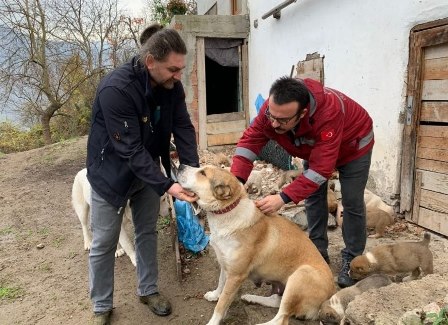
[422,232,431,245]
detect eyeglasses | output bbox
[264,106,299,125]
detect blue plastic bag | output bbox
[174,200,209,253]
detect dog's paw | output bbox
[129,253,137,267]
[241,294,256,303]
[115,248,125,258]
[204,290,220,301]
[84,243,91,251]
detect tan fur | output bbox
[276,169,302,190]
[212,152,231,168]
[177,165,335,325]
[366,207,394,238]
[350,233,433,281]
[327,186,338,215]
[318,274,392,324]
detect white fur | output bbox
[71,168,170,267]
[329,295,345,318]
[241,294,281,308]
[366,251,378,265]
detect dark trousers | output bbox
[304,150,372,260]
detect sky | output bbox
[118,0,146,17]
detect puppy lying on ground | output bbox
[318,274,392,324]
[71,168,170,266]
[350,232,433,281]
[177,165,335,325]
[319,274,392,325]
[212,152,231,168]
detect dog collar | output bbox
[211,197,241,215]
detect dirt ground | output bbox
[0,136,447,325]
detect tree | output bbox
[0,0,129,144]
[148,0,196,26]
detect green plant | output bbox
[0,283,23,300]
[0,226,14,236]
[426,308,448,325]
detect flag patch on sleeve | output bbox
[321,129,335,141]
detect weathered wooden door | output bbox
[400,19,448,236]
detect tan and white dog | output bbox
[318,274,392,324]
[71,168,170,267]
[350,232,433,281]
[177,165,335,325]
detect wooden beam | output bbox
[420,102,448,123]
[206,119,246,135]
[417,207,448,236]
[416,157,448,174]
[207,131,243,146]
[423,57,448,80]
[419,125,448,138]
[422,80,448,100]
[207,112,245,123]
[418,135,446,150]
[417,147,448,162]
[420,189,448,214]
[197,37,207,150]
[420,169,448,195]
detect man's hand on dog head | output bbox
[255,194,284,215]
[167,183,198,203]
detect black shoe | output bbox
[140,293,172,316]
[337,258,356,288]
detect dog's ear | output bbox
[211,180,232,200]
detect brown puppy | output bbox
[177,165,335,325]
[212,152,231,168]
[350,233,433,281]
[319,274,392,324]
[366,207,394,238]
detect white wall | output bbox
[247,0,448,199]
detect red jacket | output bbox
[231,78,374,204]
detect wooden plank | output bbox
[419,125,448,138]
[207,111,245,123]
[400,32,423,212]
[418,135,446,150]
[420,102,448,122]
[416,157,448,174]
[410,171,422,223]
[168,194,183,282]
[421,79,448,100]
[242,41,250,128]
[423,57,448,80]
[417,207,448,236]
[419,169,448,194]
[207,131,242,146]
[417,147,448,163]
[425,42,448,59]
[420,189,448,214]
[206,119,246,134]
[197,37,207,150]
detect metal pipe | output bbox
[262,0,297,20]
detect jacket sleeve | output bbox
[98,86,174,195]
[231,101,270,182]
[282,104,344,204]
[172,83,199,167]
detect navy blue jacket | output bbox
[86,56,199,209]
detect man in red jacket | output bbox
[231,76,374,288]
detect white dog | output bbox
[71,168,170,266]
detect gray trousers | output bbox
[89,180,160,313]
[304,150,372,260]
